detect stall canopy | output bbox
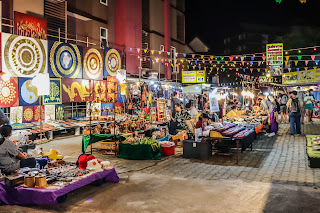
[182,84,202,94]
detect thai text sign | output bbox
[267,43,283,76]
[182,71,205,83]
[282,68,320,85]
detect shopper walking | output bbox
[255,93,278,137]
[304,90,315,124]
[287,91,303,136]
[297,87,305,124]
[278,90,289,123]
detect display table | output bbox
[0,168,119,205]
[117,143,162,160]
[82,134,124,153]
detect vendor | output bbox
[0,125,36,175]
[186,101,199,121]
[170,103,191,134]
[195,113,210,129]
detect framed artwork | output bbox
[0,76,19,107]
[104,48,121,77]
[10,106,23,124]
[22,106,34,123]
[61,78,92,103]
[45,105,55,121]
[18,77,40,106]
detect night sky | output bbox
[186,0,320,54]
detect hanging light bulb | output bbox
[314,47,317,51]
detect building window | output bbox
[100,27,108,48]
[100,0,108,6]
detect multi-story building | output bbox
[2,0,185,81]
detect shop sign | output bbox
[14,11,47,40]
[282,68,320,85]
[266,43,283,76]
[259,76,273,83]
[182,70,206,83]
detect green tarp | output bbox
[117,143,162,160]
[306,135,320,168]
[82,134,124,153]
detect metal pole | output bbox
[58,28,60,42]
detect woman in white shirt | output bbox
[304,91,314,124]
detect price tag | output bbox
[193,142,196,148]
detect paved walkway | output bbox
[38,120,320,187]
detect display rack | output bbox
[157,98,166,122]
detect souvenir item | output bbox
[24,173,35,187]
[22,106,34,123]
[55,104,64,120]
[222,126,245,136]
[35,173,47,188]
[48,41,82,78]
[42,149,63,160]
[10,106,23,124]
[2,33,48,77]
[62,78,91,102]
[101,161,112,170]
[5,174,25,186]
[34,105,45,121]
[86,159,103,172]
[45,105,55,121]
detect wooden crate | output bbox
[100,141,119,151]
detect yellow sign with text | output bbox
[182,70,206,83]
[282,68,320,85]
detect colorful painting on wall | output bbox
[101,103,113,116]
[43,78,62,105]
[45,105,55,121]
[48,41,83,78]
[61,78,91,102]
[0,76,19,107]
[34,105,45,121]
[93,80,107,102]
[18,77,40,106]
[22,106,34,123]
[55,104,64,120]
[104,48,122,77]
[107,76,118,102]
[83,47,103,80]
[14,11,47,40]
[2,33,48,77]
[10,106,23,124]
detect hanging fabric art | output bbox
[48,40,83,78]
[83,47,103,80]
[107,76,118,103]
[18,77,40,106]
[93,80,107,102]
[104,48,122,77]
[34,105,45,121]
[43,78,62,105]
[0,76,19,107]
[101,103,113,116]
[45,105,55,121]
[22,106,34,123]
[2,33,48,77]
[62,78,91,103]
[55,104,64,120]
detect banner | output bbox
[282,69,320,85]
[182,70,206,83]
[14,11,47,40]
[266,43,283,76]
[209,91,219,113]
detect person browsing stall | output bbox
[278,90,289,123]
[195,113,210,129]
[186,101,199,121]
[287,91,303,135]
[255,92,278,137]
[304,90,315,124]
[0,125,36,175]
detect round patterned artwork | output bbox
[84,48,103,79]
[4,34,46,77]
[50,42,81,78]
[23,108,33,122]
[0,79,18,107]
[105,49,121,77]
[21,80,39,104]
